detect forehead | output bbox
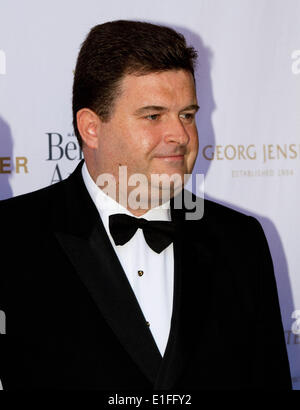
[117,69,197,108]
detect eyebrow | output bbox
[133,104,200,116]
[181,104,200,112]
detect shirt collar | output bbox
[81,161,171,223]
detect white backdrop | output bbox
[0,0,299,389]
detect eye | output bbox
[179,113,195,122]
[145,114,160,121]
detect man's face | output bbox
[95,69,199,201]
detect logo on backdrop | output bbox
[201,143,299,178]
[46,132,83,184]
[291,49,300,75]
[0,157,28,174]
[0,49,6,75]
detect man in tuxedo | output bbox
[0,20,292,390]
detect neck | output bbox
[84,159,177,216]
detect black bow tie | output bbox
[109,213,176,254]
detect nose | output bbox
[164,117,190,146]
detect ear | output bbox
[76,108,101,149]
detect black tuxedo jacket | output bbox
[0,161,292,390]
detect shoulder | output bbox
[0,179,68,228]
[0,161,84,217]
[203,197,259,226]
[205,197,263,234]
[181,191,265,243]
[182,189,257,226]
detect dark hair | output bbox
[72,20,197,148]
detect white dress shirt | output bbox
[81,162,174,357]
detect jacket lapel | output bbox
[154,193,216,389]
[154,228,185,389]
[53,161,162,385]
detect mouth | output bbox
[155,155,185,162]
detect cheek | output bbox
[130,124,162,153]
[193,139,199,156]
[186,130,199,169]
[190,129,199,152]
[139,137,159,153]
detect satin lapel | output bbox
[55,223,162,384]
[154,193,216,389]
[154,230,185,389]
[53,162,162,385]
